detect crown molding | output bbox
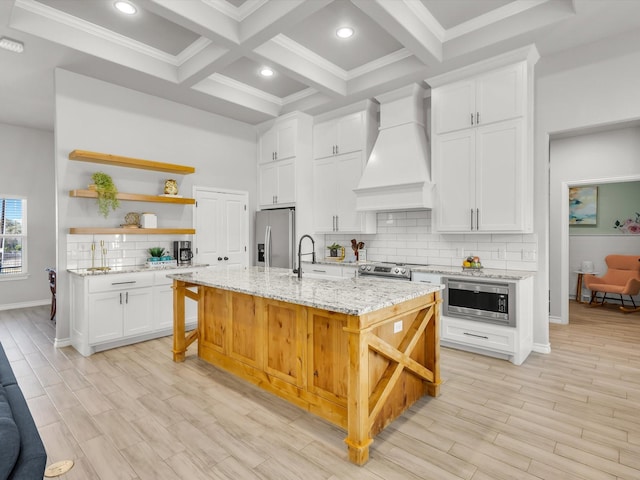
[201,0,268,22]
[207,73,282,105]
[271,34,347,81]
[347,48,413,80]
[405,0,445,42]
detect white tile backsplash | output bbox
[66,234,178,270]
[325,210,537,271]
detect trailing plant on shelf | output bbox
[91,172,120,218]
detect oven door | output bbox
[443,277,516,327]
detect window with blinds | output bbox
[0,197,27,276]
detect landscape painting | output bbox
[569,186,598,224]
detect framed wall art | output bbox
[569,186,598,225]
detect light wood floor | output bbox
[1,302,639,480]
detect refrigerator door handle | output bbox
[265,225,272,268]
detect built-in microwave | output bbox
[442,277,516,327]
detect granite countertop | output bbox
[411,265,535,280]
[68,264,209,277]
[168,266,442,316]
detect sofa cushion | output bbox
[0,343,17,387]
[4,384,47,480]
[0,386,20,480]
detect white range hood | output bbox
[354,83,433,211]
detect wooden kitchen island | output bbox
[170,266,442,465]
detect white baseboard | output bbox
[0,299,50,311]
[54,338,71,348]
[549,315,566,325]
[532,342,551,354]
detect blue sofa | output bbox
[0,343,47,480]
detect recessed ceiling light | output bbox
[0,37,24,53]
[260,67,274,77]
[336,27,354,39]
[114,1,137,15]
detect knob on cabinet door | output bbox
[218,257,222,261]
[224,256,229,261]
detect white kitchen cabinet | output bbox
[313,151,376,234]
[313,112,364,159]
[258,158,295,208]
[435,119,524,232]
[70,268,200,356]
[433,63,524,135]
[259,117,296,163]
[440,276,533,365]
[429,46,538,234]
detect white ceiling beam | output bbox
[11,0,178,82]
[145,0,240,48]
[352,0,443,66]
[192,75,281,118]
[252,35,347,98]
[443,0,575,60]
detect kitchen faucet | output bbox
[293,234,316,279]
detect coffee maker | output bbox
[174,241,193,265]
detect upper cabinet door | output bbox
[259,128,277,163]
[313,121,337,159]
[335,112,364,156]
[433,80,475,135]
[276,118,297,161]
[475,64,524,127]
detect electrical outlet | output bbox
[393,320,403,334]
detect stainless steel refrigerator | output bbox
[255,207,295,268]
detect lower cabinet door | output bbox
[154,284,198,331]
[123,288,153,337]
[88,292,124,344]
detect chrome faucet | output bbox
[293,234,316,279]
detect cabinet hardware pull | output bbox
[476,112,479,124]
[336,215,339,231]
[470,112,474,125]
[463,332,489,339]
[125,292,128,304]
[476,208,479,230]
[312,269,327,273]
[470,208,474,230]
[119,292,122,304]
[218,257,223,261]
[335,145,338,154]
[224,256,229,261]
[112,281,136,285]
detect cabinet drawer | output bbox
[88,272,154,292]
[442,317,515,353]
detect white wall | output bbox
[0,122,55,309]
[55,69,257,344]
[536,29,640,340]
[550,129,640,314]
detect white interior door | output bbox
[194,187,249,268]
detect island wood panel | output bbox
[173,281,441,465]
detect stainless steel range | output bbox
[358,262,427,281]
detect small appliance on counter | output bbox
[174,241,193,265]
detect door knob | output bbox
[224,256,229,261]
[218,257,222,261]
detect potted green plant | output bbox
[327,243,341,257]
[91,172,120,218]
[148,247,165,262]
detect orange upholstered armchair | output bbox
[584,255,640,313]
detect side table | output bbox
[574,270,598,304]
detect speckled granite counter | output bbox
[411,265,535,280]
[168,266,442,316]
[68,264,209,276]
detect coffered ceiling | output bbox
[2,0,640,131]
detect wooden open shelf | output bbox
[69,228,195,235]
[69,189,195,205]
[69,150,195,174]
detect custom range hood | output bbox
[354,83,432,211]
